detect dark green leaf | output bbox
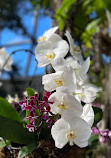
[18,143,37,158]
[93,106,103,126]
[0,97,22,123]
[0,116,36,145]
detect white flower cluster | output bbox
[0,47,13,75]
[35,27,99,149]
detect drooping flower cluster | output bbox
[19,92,55,132]
[92,127,111,143]
[35,27,99,148]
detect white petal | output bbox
[42,71,63,91]
[55,130,68,148]
[0,47,13,71]
[51,118,69,141]
[63,116,92,142]
[44,26,58,40]
[48,33,62,43]
[52,58,70,72]
[80,90,97,103]
[35,41,54,67]
[79,57,90,78]
[81,104,94,127]
[65,30,74,55]
[74,140,88,148]
[54,40,69,58]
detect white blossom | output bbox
[37,26,58,42]
[42,68,75,92]
[74,83,99,103]
[51,117,92,148]
[35,27,69,67]
[0,47,13,73]
[6,94,19,103]
[65,31,83,62]
[48,91,83,116]
[66,56,90,84]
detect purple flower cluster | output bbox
[19,92,55,132]
[92,127,111,143]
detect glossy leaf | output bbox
[92,106,103,126]
[0,97,22,123]
[0,116,36,145]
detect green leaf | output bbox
[88,134,98,144]
[93,106,103,125]
[86,18,101,31]
[0,97,22,123]
[18,143,37,158]
[0,137,6,148]
[26,88,35,97]
[0,116,36,145]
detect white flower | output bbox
[74,83,99,103]
[51,117,92,148]
[65,31,83,62]
[48,91,83,116]
[42,68,75,92]
[66,56,90,84]
[81,104,94,127]
[0,47,13,73]
[6,94,19,103]
[52,58,70,72]
[37,26,58,42]
[35,28,69,67]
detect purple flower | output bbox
[26,124,35,132]
[92,127,100,135]
[99,136,109,143]
[100,129,109,137]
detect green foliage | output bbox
[88,134,98,144]
[81,18,101,48]
[0,97,22,123]
[31,0,51,9]
[56,0,76,30]
[92,106,103,126]
[26,88,35,97]
[0,116,36,145]
[18,143,37,158]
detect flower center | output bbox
[67,130,76,140]
[58,102,66,109]
[38,36,46,42]
[54,79,63,86]
[45,53,54,60]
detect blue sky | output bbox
[1,1,52,78]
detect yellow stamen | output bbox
[38,36,46,42]
[55,79,63,86]
[45,54,54,60]
[67,131,76,140]
[58,102,66,109]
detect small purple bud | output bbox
[92,127,100,135]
